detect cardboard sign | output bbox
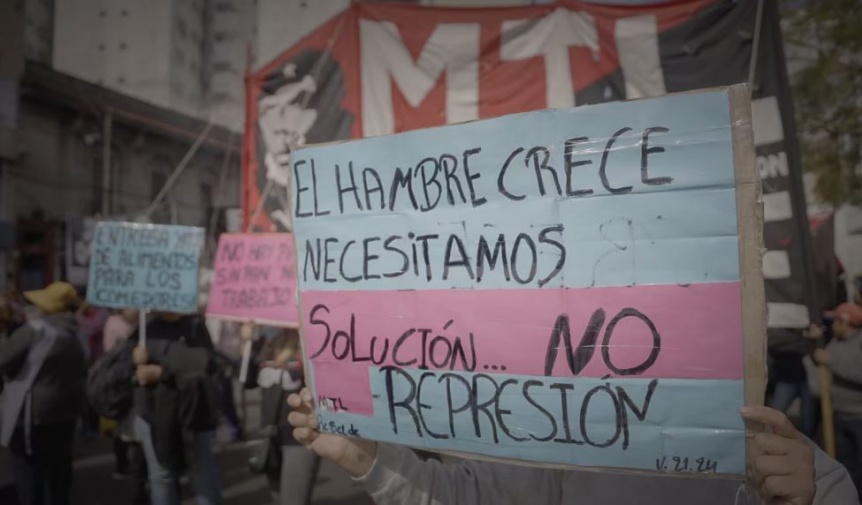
[87,222,204,313]
[290,86,764,475]
[206,233,299,327]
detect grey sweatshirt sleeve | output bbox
[358,444,562,505]
[827,338,862,387]
[358,442,858,505]
[812,441,860,505]
[0,325,34,379]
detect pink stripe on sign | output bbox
[304,283,742,416]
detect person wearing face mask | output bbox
[0,282,87,505]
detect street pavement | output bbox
[61,436,374,505]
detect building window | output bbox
[214,31,231,43]
[177,18,187,39]
[200,183,213,208]
[151,172,167,201]
[210,91,232,103]
[172,81,185,97]
[214,2,235,13]
[212,62,232,73]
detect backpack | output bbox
[160,337,222,432]
[177,371,222,431]
[86,340,135,419]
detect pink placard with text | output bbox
[304,282,743,415]
[206,233,299,326]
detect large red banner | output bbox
[244,0,715,233]
[244,0,818,337]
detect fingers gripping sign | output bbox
[742,406,815,505]
[288,388,378,478]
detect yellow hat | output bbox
[24,282,80,315]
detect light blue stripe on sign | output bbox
[87,222,204,313]
[292,90,734,220]
[314,368,745,475]
[294,186,739,290]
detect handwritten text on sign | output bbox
[206,233,299,326]
[291,90,747,474]
[87,222,204,313]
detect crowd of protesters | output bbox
[0,283,316,505]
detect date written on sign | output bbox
[655,455,718,473]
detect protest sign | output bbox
[290,86,764,475]
[87,222,204,314]
[206,233,299,327]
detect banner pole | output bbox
[138,309,147,348]
[747,0,765,89]
[247,180,274,233]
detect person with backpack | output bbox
[101,308,139,479]
[131,311,223,505]
[88,308,148,504]
[0,282,87,505]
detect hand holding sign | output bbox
[742,406,816,505]
[286,400,819,504]
[288,388,378,478]
[132,346,148,366]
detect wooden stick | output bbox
[818,362,836,457]
[238,323,257,384]
[138,309,147,348]
[239,339,253,384]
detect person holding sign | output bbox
[814,302,862,501]
[287,392,857,504]
[131,312,223,505]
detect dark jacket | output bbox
[133,316,220,470]
[768,328,816,383]
[0,314,87,426]
[132,316,215,422]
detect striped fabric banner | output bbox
[291,88,759,475]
